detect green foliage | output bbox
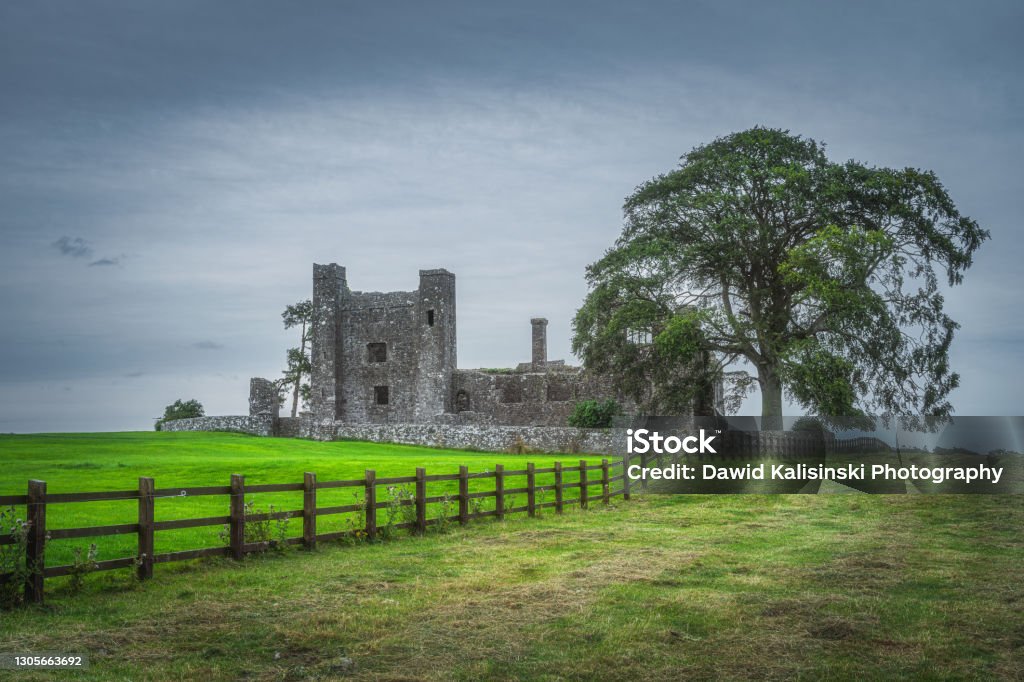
[280,299,313,416]
[341,491,368,544]
[219,500,291,555]
[0,507,42,610]
[279,346,311,403]
[382,485,417,539]
[155,399,204,430]
[281,299,313,332]
[791,416,828,436]
[435,494,455,534]
[567,399,621,428]
[68,543,99,594]
[573,127,988,423]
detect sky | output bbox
[1,1,1022,432]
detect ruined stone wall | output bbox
[248,377,279,417]
[338,290,421,423]
[159,415,277,437]
[329,422,621,455]
[448,368,634,427]
[276,417,302,437]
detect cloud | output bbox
[89,257,120,267]
[52,236,93,258]
[193,340,224,350]
[123,371,145,378]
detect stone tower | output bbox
[308,264,456,426]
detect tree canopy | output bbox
[572,128,988,426]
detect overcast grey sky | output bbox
[1,1,1021,432]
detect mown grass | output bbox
[0,432,607,567]
[0,494,1020,680]
[2,433,1022,680]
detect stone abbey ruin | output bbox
[166,263,658,453]
[162,262,925,467]
[303,264,629,433]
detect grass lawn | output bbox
[1,433,1022,680]
[0,432,608,567]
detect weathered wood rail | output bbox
[0,458,630,603]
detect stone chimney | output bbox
[531,318,548,371]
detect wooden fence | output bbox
[0,459,629,603]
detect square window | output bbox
[367,342,387,363]
[426,309,435,326]
[374,385,389,405]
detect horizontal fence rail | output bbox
[0,458,628,604]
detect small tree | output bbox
[280,300,313,418]
[155,399,204,431]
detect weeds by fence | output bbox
[0,458,628,605]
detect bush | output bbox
[567,399,621,428]
[155,398,204,430]
[0,507,43,610]
[791,416,828,435]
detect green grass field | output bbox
[2,433,1023,680]
[0,432,607,568]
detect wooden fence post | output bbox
[415,467,426,535]
[494,464,505,520]
[25,479,46,604]
[137,477,154,580]
[458,465,469,525]
[623,452,631,500]
[579,460,588,510]
[526,462,536,517]
[229,474,245,560]
[365,470,377,541]
[303,472,317,549]
[554,462,563,514]
[601,459,610,505]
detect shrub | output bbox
[381,485,417,539]
[792,416,828,435]
[341,491,368,544]
[435,494,454,534]
[567,399,621,428]
[155,398,205,430]
[0,507,44,610]
[218,501,290,555]
[68,543,99,594]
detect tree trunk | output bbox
[758,365,783,431]
[291,322,306,418]
[290,374,300,418]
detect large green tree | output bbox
[573,128,988,427]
